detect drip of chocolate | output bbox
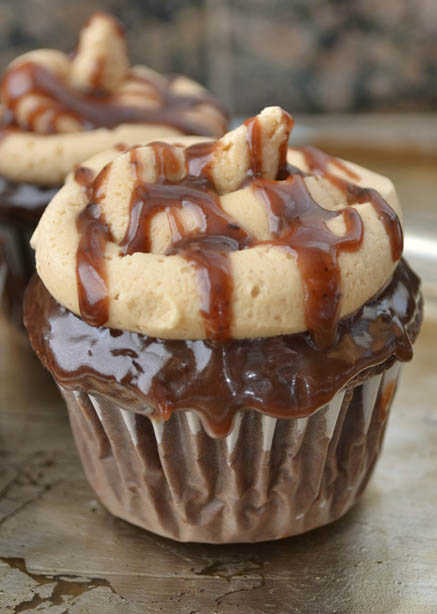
[88,57,107,93]
[1,61,225,137]
[24,260,422,437]
[244,116,265,177]
[75,164,113,326]
[122,144,251,339]
[73,165,94,198]
[244,113,294,179]
[73,112,403,347]
[252,175,363,348]
[241,124,366,346]
[299,146,403,262]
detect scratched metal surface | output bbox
[0,127,436,613]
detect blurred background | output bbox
[0,0,436,298]
[0,0,436,116]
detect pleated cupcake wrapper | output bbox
[61,362,401,543]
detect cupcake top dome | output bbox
[0,12,227,185]
[31,106,403,343]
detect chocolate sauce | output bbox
[75,164,112,327]
[244,112,294,179]
[299,146,403,262]
[119,144,250,339]
[244,116,264,177]
[24,260,422,437]
[73,165,94,199]
[73,113,403,347]
[88,57,106,93]
[298,144,360,180]
[252,174,363,348]
[1,61,225,137]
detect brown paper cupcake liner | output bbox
[60,362,401,543]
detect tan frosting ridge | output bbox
[31,107,403,340]
[0,12,227,185]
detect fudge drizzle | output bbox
[122,144,251,339]
[0,12,226,139]
[75,164,113,327]
[1,61,224,137]
[299,146,403,262]
[73,110,403,347]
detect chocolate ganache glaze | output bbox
[73,111,402,348]
[0,176,58,223]
[25,260,422,437]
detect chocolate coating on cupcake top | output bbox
[24,260,422,436]
[32,107,403,344]
[0,12,227,185]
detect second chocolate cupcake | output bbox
[0,12,227,323]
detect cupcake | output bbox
[0,12,227,323]
[24,107,423,543]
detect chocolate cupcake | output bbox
[0,12,227,324]
[25,107,422,543]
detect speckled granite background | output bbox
[0,0,436,115]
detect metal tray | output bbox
[0,123,436,613]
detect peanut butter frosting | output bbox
[31,107,404,343]
[0,12,227,186]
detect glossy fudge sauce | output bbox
[73,112,403,348]
[75,142,252,335]
[25,260,422,437]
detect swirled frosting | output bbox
[0,12,227,185]
[31,106,403,343]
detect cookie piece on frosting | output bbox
[70,12,129,93]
